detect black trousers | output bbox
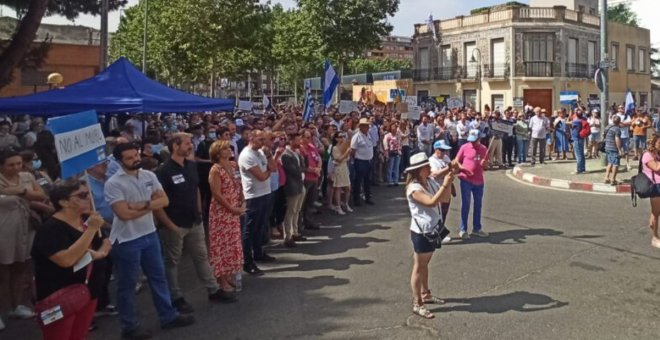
[502,136,515,165]
[352,159,372,203]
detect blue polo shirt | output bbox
[87,175,113,224]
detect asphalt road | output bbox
[7,170,660,340]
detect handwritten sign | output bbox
[409,106,422,120]
[490,120,514,136]
[339,100,358,114]
[237,100,253,111]
[48,110,106,179]
[447,97,463,109]
[404,96,418,106]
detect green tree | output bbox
[348,58,412,74]
[0,0,127,90]
[297,0,400,79]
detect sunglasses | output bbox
[70,191,90,200]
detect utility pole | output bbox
[600,0,609,165]
[99,0,109,70]
[142,0,148,73]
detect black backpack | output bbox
[631,154,656,207]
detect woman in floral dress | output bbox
[208,140,245,291]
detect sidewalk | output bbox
[510,158,635,194]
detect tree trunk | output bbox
[0,0,50,90]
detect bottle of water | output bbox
[234,272,242,292]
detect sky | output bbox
[0,0,657,45]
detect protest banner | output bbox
[404,96,418,106]
[410,106,422,120]
[237,100,254,111]
[48,110,107,179]
[490,120,514,137]
[339,100,358,114]
[447,97,463,109]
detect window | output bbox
[588,41,597,69]
[463,89,477,109]
[492,94,504,111]
[611,42,619,70]
[627,46,635,71]
[639,48,647,72]
[578,5,585,12]
[524,33,555,76]
[567,38,578,64]
[639,93,648,108]
[491,38,505,77]
[418,47,429,70]
[464,42,477,78]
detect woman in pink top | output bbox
[456,130,490,240]
[641,135,660,249]
[383,123,402,187]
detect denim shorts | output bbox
[634,135,647,150]
[411,231,436,254]
[606,151,620,166]
[620,138,630,152]
[589,132,600,143]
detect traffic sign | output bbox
[599,60,616,69]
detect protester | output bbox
[416,116,434,156]
[300,129,322,229]
[632,110,651,161]
[404,152,454,319]
[588,111,601,159]
[330,131,353,215]
[456,130,489,239]
[604,116,623,185]
[351,118,374,206]
[156,133,237,314]
[614,106,633,170]
[281,133,307,247]
[20,149,53,193]
[105,143,194,339]
[0,120,21,150]
[429,140,457,243]
[514,112,530,164]
[641,135,660,249]
[34,131,61,181]
[529,107,549,166]
[571,111,587,174]
[31,179,111,340]
[553,110,569,161]
[208,140,246,289]
[238,130,277,275]
[383,123,402,187]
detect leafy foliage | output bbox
[348,58,411,74]
[606,3,639,27]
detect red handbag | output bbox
[34,263,92,326]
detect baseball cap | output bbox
[433,140,452,150]
[467,129,480,142]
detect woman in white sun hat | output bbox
[404,152,455,319]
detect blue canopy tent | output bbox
[0,57,234,116]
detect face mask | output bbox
[151,144,163,154]
[208,132,217,140]
[32,159,42,169]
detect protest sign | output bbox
[447,97,463,109]
[339,100,358,114]
[48,110,106,179]
[237,100,253,111]
[410,106,422,120]
[490,120,514,137]
[404,96,418,106]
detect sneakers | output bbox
[208,289,238,303]
[172,298,194,314]
[441,236,452,244]
[8,305,35,319]
[243,264,264,276]
[161,314,195,330]
[122,326,153,339]
[94,304,119,318]
[471,230,489,238]
[343,204,354,213]
[334,206,345,215]
[459,231,470,240]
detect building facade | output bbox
[411,2,651,113]
[367,36,414,60]
[0,17,101,97]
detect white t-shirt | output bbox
[589,117,601,133]
[417,123,434,144]
[406,180,442,234]
[616,113,631,139]
[456,121,469,140]
[429,154,451,180]
[238,147,271,199]
[529,115,549,139]
[351,132,374,161]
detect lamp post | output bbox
[470,48,482,111]
[142,0,148,73]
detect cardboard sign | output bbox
[513,97,524,107]
[48,110,106,179]
[409,106,422,120]
[491,120,514,136]
[404,96,418,106]
[447,97,463,109]
[237,100,253,111]
[339,100,358,114]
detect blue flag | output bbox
[323,60,339,109]
[624,90,635,115]
[303,86,315,122]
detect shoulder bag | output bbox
[412,180,450,248]
[631,153,658,207]
[34,262,92,327]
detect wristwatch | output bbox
[145,201,151,209]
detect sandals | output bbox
[422,290,446,305]
[604,179,611,184]
[412,303,435,319]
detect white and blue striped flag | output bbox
[303,86,314,122]
[624,90,635,115]
[323,60,339,109]
[262,94,272,113]
[426,13,436,40]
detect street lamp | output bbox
[470,48,482,111]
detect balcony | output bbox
[412,66,459,82]
[484,63,510,78]
[461,65,480,80]
[565,63,597,78]
[524,61,553,77]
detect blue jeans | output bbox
[387,154,401,184]
[352,159,372,203]
[459,179,484,233]
[515,137,529,163]
[112,232,178,333]
[574,138,586,172]
[244,194,269,265]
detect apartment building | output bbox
[411,1,651,112]
[367,36,414,60]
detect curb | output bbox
[512,166,631,194]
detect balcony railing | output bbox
[412,66,459,81]
[524,61,553,77]
[461,65,480,79]
[565,63,597,78]
[484,63,510,78]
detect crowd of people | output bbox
[0,97,659,337]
